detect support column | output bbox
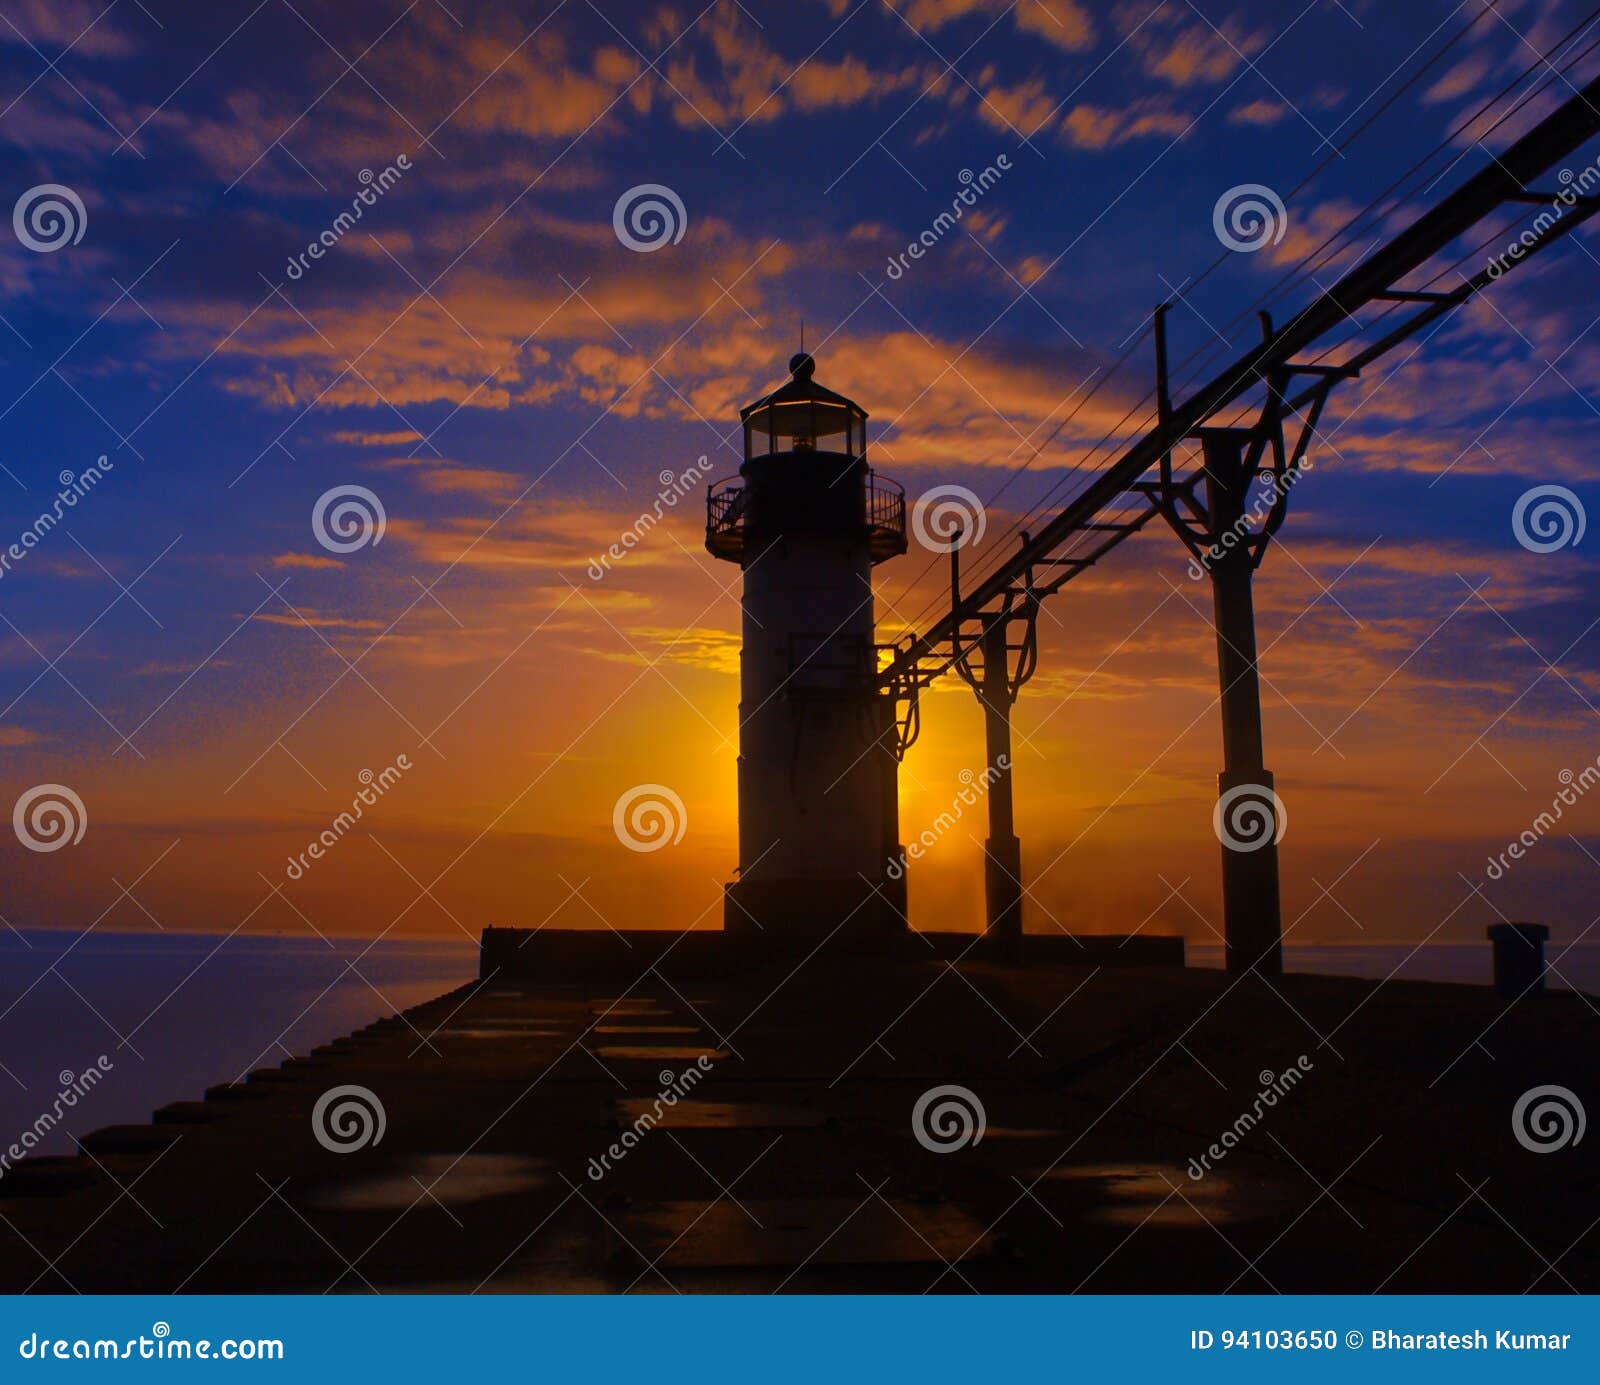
[877,694,908,929]
[978,621,1024,960]
[1201,430,1283,977]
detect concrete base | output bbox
[723,873,908,944]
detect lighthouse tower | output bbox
[706,354,909,943]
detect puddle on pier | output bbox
[619,1197,989,1269]
[299,1154,549,1212]
[1042,1163,1292,1227]
[435,1027,566,1040]
[591,1024,699,1035]
[612,1099,825,1130]
[592,1046,728,1063]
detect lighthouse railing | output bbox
[704,472,907,563]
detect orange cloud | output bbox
[975,74,1059,136]
[331,429,423,447]
[1423,51,1493,105]
[0,0,138,58]
[884,0,1095,51]
[272,552,345,571]
[166,215,792,414]
[376,457,527,504]
[1060,99,1191,150]
[657,3,931,130]
[1112,1,1266,88]
[1229,98,1287,126]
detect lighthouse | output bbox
[706,353,909,943]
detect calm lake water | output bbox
[1,930,1593,1161]
[0,930,478,1160]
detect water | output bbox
[0,930,477,1160]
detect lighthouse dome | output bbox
[740,352,867,460]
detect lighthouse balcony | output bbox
[705,472,908,564]
[864,474,909,562]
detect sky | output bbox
[0,0,1597,955]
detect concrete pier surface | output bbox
[0,937,1593,1293]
